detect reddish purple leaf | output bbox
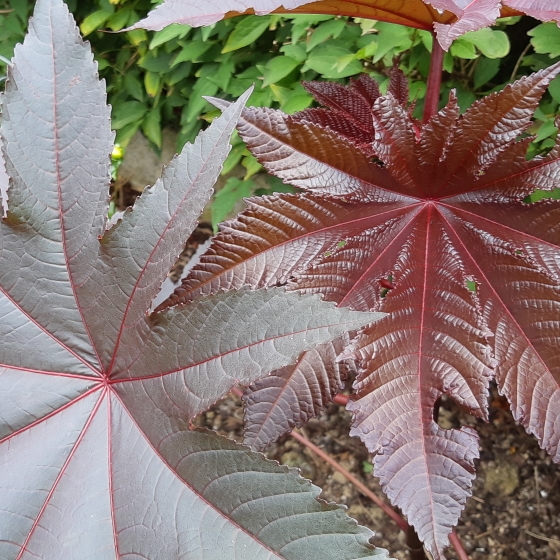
[0,2,391,557]
[242,335,352,451]
[293,70,411,157]
[169,65,560,558]
[132,0,559,50]
[157,193,412,310]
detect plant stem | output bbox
[406,524,428,560]
[290,428,409,531]
[334,393,349,406]
[233,387,470,559]
[423,34,445,123]
[450,532,470,560]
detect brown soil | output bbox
[194,386,560,560]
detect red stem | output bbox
[232,387,470,558]
[422,33,445,123]
[450,531,470,560]
[289,428,408,531]
[334,393,349,406]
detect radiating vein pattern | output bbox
[0,1,390,558]
[168,61,560,559]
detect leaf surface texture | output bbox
[171,64,560,559]
[0,2,390,558]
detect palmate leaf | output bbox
[0,1,390,558]
[130,0,559,50]
[242,334,352,451]
[164,65,560,558]
[292,71,412,158]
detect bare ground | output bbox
[194,386,560,560]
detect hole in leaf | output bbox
[378,274,395,298]
[336,239,347,249]
[434,395,464,430]
[522,187,560,203]
[465,279,477,292]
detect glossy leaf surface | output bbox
[0,2,389,558]
[242,335,352,451]
[131,0,559,50]
[169,65,560,559]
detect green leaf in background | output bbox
[212,177,255,231]
[242,152,263,179]
[123,72,146,102]
[280,43,307,62]
[144,71,161,97]
[461,28,510,59]
[450,38,477,59]
[474,57,501,89]
[529,23,560,59]
[373,22,414,63]
[206,59,235,90]
[149,23,190,49]
[112,100,147,129]
[306,18,346,51]
[263,56,300,86]
[126,27,147,46]
[185,77,219,122]
[270,83,313,113]
[304,42,362,78]
[222,15,271,53]
[142,106,162,148]
[289,14,333,43]
[549,75,560,103]
[80,10,112,36]
[138,51,174,73]
[107,7,133,32]
[173,39,215,65]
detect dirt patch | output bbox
[194,386,560,560]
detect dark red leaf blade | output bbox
[433,63,560,198]
[157,193,411,310]
[371,95,422,196]
[298,210,493,559]
[415,91,460,195]
[176,66,560,557]
[0,2,393,558]
[242,335,351,451]
[293,72,410,157]
[209,98,414,200]
[439,205,560,461]
[293,108,378,157]
[301,78,378,133]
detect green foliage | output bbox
[2,2,558,221]
[211,177,254,231]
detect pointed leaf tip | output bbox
[1,3,396,556]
